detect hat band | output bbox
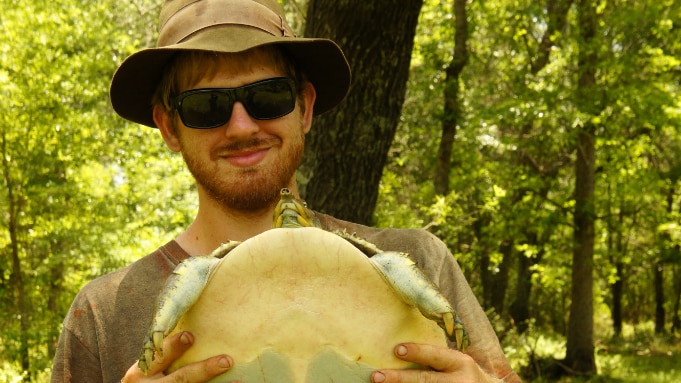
[158,0,294,47]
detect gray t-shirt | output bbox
[50,214,520,382]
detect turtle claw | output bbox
[448,313,470,353]
[442,312,455,337]
[137,330,167,374]
[455,323,469,353]
[152,331,165,356]
[436,310,470,352]
[435,309,469,352]
[138,339,155,374]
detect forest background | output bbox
[1,0,680,382]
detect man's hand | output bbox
[120,331,233,382]
[371,343,501,383]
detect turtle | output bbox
[138,188,470,382]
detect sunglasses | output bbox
[171,77,297,129]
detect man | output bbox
[51,0,521,382]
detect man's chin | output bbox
[211,182,285,212]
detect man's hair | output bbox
[153,46,307,128]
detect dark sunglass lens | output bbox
[174,79,295,128]
[247,80,295,120]
[180,91,232,128]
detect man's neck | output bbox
[176,181,304,256]
[176,201,277,256]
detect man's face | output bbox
[156,53,315,213]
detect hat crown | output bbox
[157,0,294,47]
[159,0,285,25]
[110,0,351,128]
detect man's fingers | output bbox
[370,343,485,383]
[122,331,233,382]
[393,343,466,372]
[144,331,194,375]
[169,354,233,382]
[122,354,232,383]
[372,368,448,383]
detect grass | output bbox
[502,325,681,383]
[595,336,680,383]
[2,324,679,382]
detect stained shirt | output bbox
[50,214,521,383]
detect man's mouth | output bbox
[223,147,270,167]
[216,137,281,167]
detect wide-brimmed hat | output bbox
[110,0,351,128]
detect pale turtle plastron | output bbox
[138,189,469,382]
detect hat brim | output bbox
[110,26,351,128]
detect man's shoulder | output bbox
[315,213,449,258]
[67,241,186,315]
[55,242,187,381]
[72,261,133,306]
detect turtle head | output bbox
[273,188,321,228]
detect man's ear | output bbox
[301,82,317,134]
[153,105,181,152]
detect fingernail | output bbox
[218,356,231,369]
[180,332,191,345]
[396,344,408,356]
[372,371,386,383]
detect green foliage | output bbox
[375,0,681,372]
[502,325,681,382]
[0,0,680,380]
[1,0,195,378]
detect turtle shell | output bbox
[168,227,448,382]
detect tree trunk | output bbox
[12,233,30,373]
[611,261,624,337]
[301,0,423,225]
[608,199,629,338]
[655,184,678,334]
[434,0,469,196]
[48,258,65,357]
[490,240,514,316]
[3,128,30,372]
[564,0,598,375]
[511,251,532,334]
[672,264,681,334]
[654,262,666,334]
[511,230,547,334]
[565,117,597,376]
[473,211,495,307]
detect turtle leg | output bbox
[334,230,384,256]
[211,240,242,259]
[138,255,221,374]
[368,251,470,352]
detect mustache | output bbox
[218,137,282,153]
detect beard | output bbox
[180,131,305,213]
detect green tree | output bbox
[377,0,681,378]
[300,0,425,225]
[433,0,469,197]
[1,0,195,378]
[564,0,599,374]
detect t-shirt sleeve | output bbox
[427,233,521,382]
[357,226,521,382]
[51,294,104,383]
